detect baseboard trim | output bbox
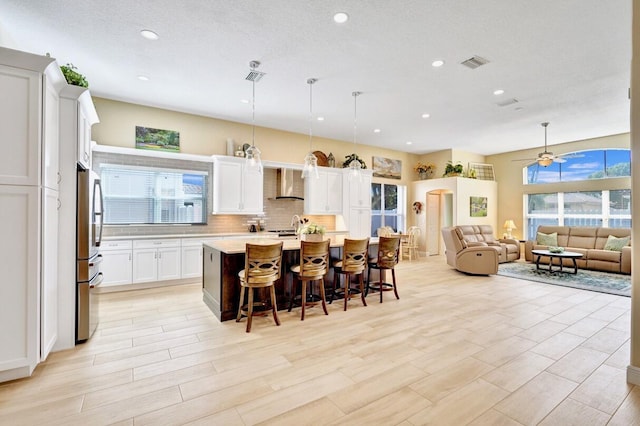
[627,364,640,385]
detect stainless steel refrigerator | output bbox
[76,166,103,343]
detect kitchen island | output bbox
[202,236,378,321]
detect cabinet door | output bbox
[303,170,326,214]
[348,208,371,238]
[41,188,59,361]
[242,168,264,214]
[101,250,132,286]
[325,170,343,214]
[347,172,372,208]
[43,81,60,190]
[0,185,39,375]
[181,245,203,279]
[0,65,41,186]
[157,247,181,281]
[132,248,158,283]
[213,160,242,213]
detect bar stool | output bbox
[331,238,369,311]
[236,241,283,333]
[366,236,401,303]
[289,239,330,320]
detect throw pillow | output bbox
[603,235,630,251]
[536,231,558,247]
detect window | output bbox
[525,190,631,238]
[371,183,406,235]
[526,149,630,184]
[100,164,208,225]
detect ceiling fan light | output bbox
[538,157,553,167]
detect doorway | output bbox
[425,190,453,255]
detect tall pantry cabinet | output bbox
[0,48,66,382]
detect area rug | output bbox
[497,261,631,297]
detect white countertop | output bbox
[103,230,348,241]
[203,235,377,254]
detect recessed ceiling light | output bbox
[431,60,444,67]
[317,116,325,121]
[421,113,430,119]
[333,12,349,23]
[406,141,412,145]
[140,29,159,40]
[493,89,505,95]
[240,99,249,104]
[373,129,381,133]
[137,75,149,81]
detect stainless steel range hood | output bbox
[274,168,304,200]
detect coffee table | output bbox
[531,249,584,274]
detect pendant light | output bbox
[302,78,319,179]
[245,60,264,174]
[349,91,362,180]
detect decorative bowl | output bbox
[548,246,565,253]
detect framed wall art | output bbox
[470,196,488,217]
[372,156,401,179]
[135,126,180,152]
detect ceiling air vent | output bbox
[496,98,519,107]
[460,56,489,69]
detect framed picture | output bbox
[468,162,495,180]
[372,156,401,179]
[470,196,488,217]
[135,126,180,152]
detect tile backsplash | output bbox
[94,152,335,237]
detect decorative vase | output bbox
[301,233,323,242]
[418,172,427,180]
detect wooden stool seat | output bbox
[236,242,283,332]
[289,239,330,320]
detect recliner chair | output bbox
[441,227,499,275]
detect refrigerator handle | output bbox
[93,179,104,247]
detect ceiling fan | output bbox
[513,122,579,167]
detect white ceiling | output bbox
[0,0,632,155]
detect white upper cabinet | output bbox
[43,81,60,190]
[60,85,99,169]
[212,156,263,215]
[304,167,343,215]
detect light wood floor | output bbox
[1,256,639,425]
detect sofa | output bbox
[524,226,631,274]
[455,225,521,263]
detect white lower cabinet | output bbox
[181,239,204,279]
[133,239,181,283]
[101,240,133,287]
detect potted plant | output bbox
[443,161,464,177]
[60,63,89,87]
[297,219,326,241]
[414,162,435,179]
[342,153,367,169]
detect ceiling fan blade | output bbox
[511,157,536,162]
[554,157,566,163]
[557,153,585,159]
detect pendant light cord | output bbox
[252,78,256,148]
[352,91,359,149]
[308,79,315,150]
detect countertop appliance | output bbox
[76,166,103,343]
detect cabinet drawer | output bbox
[101,240,132,250]
[181,238,208,247]
[133,239,180,249]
